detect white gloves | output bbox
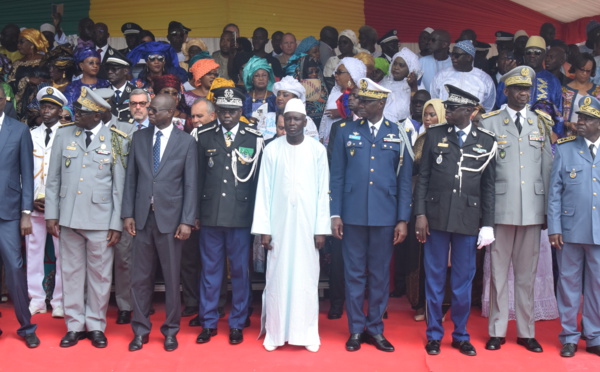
[477,226,495,249]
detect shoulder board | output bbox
[477,127,496,137]
[339,122,346,128]
[535,109,553,122]
[557,136,576,144]
[110,127,128,138]
[244,127,263,136]
[197,123,217,135]
[58,122,75,128]
[481,110,501,119]
[428,123,446,129]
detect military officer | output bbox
[119,22,142,55]
[415,85,496,356]
[196,87,264,346]
[26,87,67,318]
[549,96,600,358]
[481,66,553,354]
[330,78,413,353]
[45,87,129,348]
[105,50,135,123]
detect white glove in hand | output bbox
[477,226,495,249]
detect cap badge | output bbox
[225,89,234,99]
[584,97,592,106]
[360,80,368,89]
[46,87,54,95]
[521,68,529,76]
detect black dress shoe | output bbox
[585,345,600,356]
[517,337,543,352]
[327,311,342,320]
[229,328,243,344]
[345,333,364,351]
[365,333,395,352]
[88,330,108,348]
[116,310,132,324]
[189,315,201,327]
[451,340,477,356]
[560,343,577,357]
[24,333,40,348]
[129,335,149,351]
[60,331,87,347]
[425,340,441,355]
[485,337,506,350]
[164,336,178,351]
[181,306,197,317]
[196,328,217,343]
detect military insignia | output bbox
[481,110,500,119]
[240,130,245,134]
[437,143,449,147]
[521,67,529,76]
[66,146,77,150]
[527,118,533,124]
[472,130,477,137]
[498,134,507,138]
[99,164,103,170]
[503,118,509,124]
[46,87,54,95]
[353,132,359,135]
[557,136,576,144]
[339,123,346,127]
[75,130,81,136]
[208,157,214,168]
[385,120,390,127]
[570,171,577,179]
[65,158,71,168]
[497,141,507,145]
[448,127,452,133]
[109,49,114,55]
[442,137,448,143]
[499,149,506,159]
[129,118,134,123]
[360,80,368,89]
[349,134,361,140]
[350,148,355,156]
[99,135,105,142]
[347,141,352,147]
[584,96,592,106]
[126,86,131,93]
[436,154,443,164]
[225,89,234,99]
[100,144,107,150]
[238,146,255,159]
[473,146,487,154]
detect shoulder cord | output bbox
[231,136,265,186]
[457,141,498,195]
[111,132,130,175]
[395,121,415,176]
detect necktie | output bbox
[590,144,596,160]
[225,131,233,147]
[136,123,144,131]
[45,127,52,146]
[371,125,377,140]
[114,89,121,102]
[85,130,93,147]
[457,130,465,147]
[98,48,103,56]
[515,112,522,134]
[153,131,162,174]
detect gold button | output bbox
[594,206,597,210]
[518,138,522,141]
[84,152,88,156]
[594,193,597,196]
[594,178,597,182]
[520,165,524,168]
[372,144,376,147]
[77,191,81,194]
[370,169,374,172]
[564,211,568,213]
[222,193,226,197]
[102,197,106,201]
[371,156,375,160]
[79,178,83,181]
[520,152,523,155]
[522,181,525,184]
[82,165,86,168]
[369,181,373,185]
[594,165,596,168]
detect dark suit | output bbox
[97,45,118,80]
[122,124,198,337]
[0,115,36,336]
[109,81,135,123]
[197,121,262,330]
[414,123,496,342]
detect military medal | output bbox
[99,164,103,170]
[504,118,509,124]
[101,144,107,150]
[65,158,71,168]
[350,148,355,157]
[570,171,577,179]
[436,154,443,164]
[499,149,506,159]
[208,157,214,168]
[347,140,352,147]
[99,135,105,142]
[75,130,81,136]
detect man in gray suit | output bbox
[481,66,553,353]
[45,87,129,348]
[123,94,198,352]
[0,85,40,348]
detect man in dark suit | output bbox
[118,22,142,55]
[123,94,198,352]
[94,22,118,80]
[105,50,135,123]
[415,85,496,357]
[0,86,40,348]
[196,87,264,345]
[330,78,413,352]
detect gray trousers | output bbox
[131,211,183,338]
[114,230,133,311]
[60,227,114,332]
[488,224,541,338]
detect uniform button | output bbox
[370,169,374,172]
[455,175,459,179]
[225,166,229,170]
[594,178,597,182]
[520,152,523,155]
[77,191,81,194]
[520,165,524,169]
[453,189,456,193]
[371,156,375,160]
[594,165,596,168]
[44,162,47,165]
[79,178,83,181]
[594,193,597,196]
[227,154,231,157]
[224,179,227,183]
[82,165,86,168]
[369,181,373,185]
[372,144,376,147]
[521,181,525,184]
[518,138,522,141]
[84,152,88,156]
[222,193,226,197]
[102,197,106,201]
[594,206,597,210]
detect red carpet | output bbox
[0,297,597,372]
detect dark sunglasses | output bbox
[147,55,165,62]
[59,115,72,120]
[525,49,543,56]
[334,70,349,76]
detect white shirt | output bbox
[98,44,109,61]
[111,81,127,96]
[0,112,4,131]
[505,105,529,126]
[85,123,103,142]
[367,117,384,138]
[220,123,239,142]
[153,124,174,159]
[584,137,600,157]
[430,66,497,112]
[454,123,472,144]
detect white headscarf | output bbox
[339,29,359,53]
[381,48,423,123]
[338,57,367,87]
[273,76,306,103]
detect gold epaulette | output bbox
[557,136,576,144]
[197,123,217,135]
[535,109,554,125]
[477,127,496,137]
[481,110,501,119]
[58,122,75,128]
[244,127,263,136]
[339,122,346,128]
[110,127,128,138]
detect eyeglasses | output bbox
[451,52,469,59]
[334,70,349,76]
[577,67,593,74]
[59,115,72,121]
[147,55,165,62]
[129,101,148,107]
[525,49,543,56]
[147,107,170,114]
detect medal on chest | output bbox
[570,171,577,179]
[208,157,214,168]
[499,149,506,159]
[436,154,443,164]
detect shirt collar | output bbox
[154,123,174,139]
[219,122,239,136]
[88,122,103,136]
[135,117,150,128]
[42,121,60,132]
[112,81,127,92]
[505,105,528,123]
[584,137,600,149]
[454,123,472,136]
[367,116,384,131]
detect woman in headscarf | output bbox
[180,38,208,71]
[63,47,110,109]
[319,57,366,145]
[59,106,74,124]
[381,48,423,124]
[406,98,446,322]
[183,52,220,108]
[242,56,276,125]
[323,29,359,78]
[152,74,187,130]
[43,45,76,92]
[127,41,187,93]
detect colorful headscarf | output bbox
[44,45,75,70]
[207,78,236,102]
[188,51,212,68]
[242,56,274,91]
[62,105,74,118]
[19,28,49,54]
[273,76,306,103]
[296,36,319,55]
[74,47,101,64]
[339,29,359,53]
[127,41,180,69]
[374,57,390,77]
[183,38,208,60]
[152,74,182,95]
[189,57,220,83]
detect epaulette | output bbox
[245,127,263,136]
[428,123,446,129]
[481,110,501,119]
[477,127,496,137]
[339,122,346,128]
[58,122,75,128]
[110,127,128,138]
[557,136,576,144]
[197,123,217,135]
[384,120,391,127]
[535,109,554,125]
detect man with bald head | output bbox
[123,93,198,352]
[420,29,452,91]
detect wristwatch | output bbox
[22,210,32,215]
